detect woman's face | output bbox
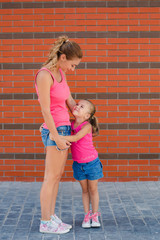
[59,55,81,73]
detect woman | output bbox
[35,35,83,234]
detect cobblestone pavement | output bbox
[0,181,160,240]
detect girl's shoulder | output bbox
[81,121,91,128]
[73,121,91,131]
[81,122,92,132]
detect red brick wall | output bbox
[0,0,160,182]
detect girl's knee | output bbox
[89,186,98,195]
[82,188,89,194]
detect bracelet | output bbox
[56,146,69,151]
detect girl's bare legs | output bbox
[79,179,90,213]
[40,146,68,220]
[88,180,99,213]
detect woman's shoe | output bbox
[51,214,72,229]
[39,220,70,234]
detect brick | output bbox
[5,171,25,177]
[129,148,150,153]
[119,166,138,171]
[108,13,128,19]
[0,2,159,182]
[129,172,148,177]
[108,172,128,177]
[139,166,159,171]
[130,26,149,31]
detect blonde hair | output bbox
[85,100,99,137]
[43,35,83,70]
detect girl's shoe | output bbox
[91,212,101,227]
[51,214,72,229]
[82,210,91,228]
[39,220,70,234]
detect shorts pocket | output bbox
[41,129,49,146]
[58,130,71,136]
[100,161,103,169]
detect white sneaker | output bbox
[82,210,91,228]
[39,220,70,234]
[91,212,101,227]
[51,214,72,229]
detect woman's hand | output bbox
[49,133,71,150]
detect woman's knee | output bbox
[44,172,62,184]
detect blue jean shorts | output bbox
[41,125,71,147]
[72,157,103,181]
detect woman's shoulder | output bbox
[36,68,54,85]
[36,68,51,78]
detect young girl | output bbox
[50,99,103,228]
[35,35,82,234]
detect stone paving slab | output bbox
[0,181,160,240]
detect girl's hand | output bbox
[56,138,71,151]
[49,133,71,150]
[49,133,55,141]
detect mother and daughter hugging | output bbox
[35,35,103,234]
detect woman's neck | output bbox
[45,63,60,73]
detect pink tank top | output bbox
[35,68,71,128]
[70,121,98,163]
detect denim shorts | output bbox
[72,157,103,181]
[41,125,71,147]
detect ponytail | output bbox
[42,35,83,70]
[88,115,99,137]
[85,99,99,137]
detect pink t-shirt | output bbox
[70,121,98,163]
[35,68,71,128]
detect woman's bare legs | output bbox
[50,150,68,215]
[40,146,68,220]
[79,180,90,213]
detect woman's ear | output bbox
[60,54,67,61]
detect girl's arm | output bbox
[36,71,70,149]
[50,123,92,142]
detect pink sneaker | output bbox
[39,220,70,234]
[91,212,101,227]
[82,210,91,228]
[51,214,72,229]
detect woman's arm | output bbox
[63,69,76,112]
[66,94,76,113]
[36,71,70,149]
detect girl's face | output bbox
[59,55,81,72]
[72,100,91,120]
